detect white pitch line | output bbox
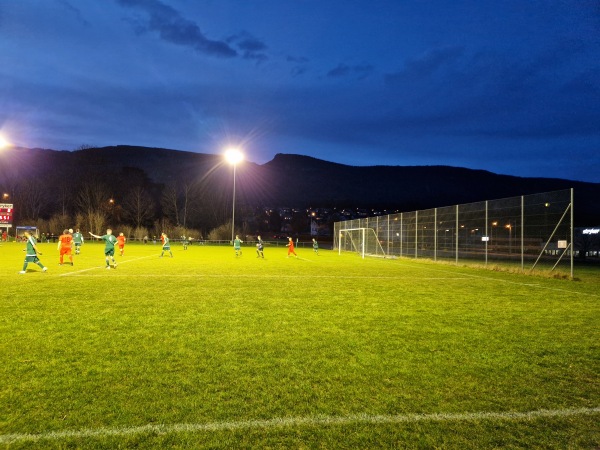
[294,256,314,262]
[61,273,468,280]
[0,407,597,444]
[58,255,157,277]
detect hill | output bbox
[1,145,599,225]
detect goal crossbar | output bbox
[338,227,386,259]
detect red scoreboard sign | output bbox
[0,203,14,227]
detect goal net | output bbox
[338,227,386,258]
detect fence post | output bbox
[455,204,459,265]
[570,188,574,278]
[434,208,438,261]
[521,195,524,271]
[415,210,419,259]
[485,200,488,267]
[387,215,390,256]
[400,213,403,257]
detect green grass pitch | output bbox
[1,240,598,448]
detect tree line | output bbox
[1,165,330,241]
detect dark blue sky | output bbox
[1,0,599,182]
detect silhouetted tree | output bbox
[122,186,155,228]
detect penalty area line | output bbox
[0,407,598,444]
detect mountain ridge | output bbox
[1,145,598,225]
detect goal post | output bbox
[338,227,386,258]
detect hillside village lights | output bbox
[225,148,244,244]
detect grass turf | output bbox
[0,240,598,448]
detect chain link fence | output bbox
[335,189,574,277]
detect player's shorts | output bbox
[60,247,72,256]
[118,245,125,249]
[24,255,40,263]
[105,249,115,256]
[163,245,171,250]
[75,243,82,248]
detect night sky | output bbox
[1,0,599,182]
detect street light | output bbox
[505,223,512,254]
[225,148,244,243]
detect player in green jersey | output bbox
[312,238,319,255]
[256,235,264,258]
[160,232,173,257]
[234,235,243,257]
[72,228,84,254]
[20,231,48,274]
[89,229,118,269]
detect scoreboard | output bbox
[0,203,14,227]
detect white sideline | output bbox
[0,407,598,444]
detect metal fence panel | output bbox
[334,189,574,276]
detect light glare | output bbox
[225,148,244,165]
[0,135,9,149]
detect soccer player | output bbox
[117,232,126,256]
[89,229,118,269]
[57,229,74,266]
[182,235,189,250]
[256,235,264,258]
[72,228,84,254]
[233,235,243,257]
[20,231,48,274]
[160,232,173,257]
[287,237,297,258]
[312,238,319,255]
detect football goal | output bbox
[338,227,386,258]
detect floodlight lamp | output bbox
[0,135,9,149]
[225,148,244,165]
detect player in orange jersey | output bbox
[286,237,297,258]
[57,229,74,266]
[117,232,126,256]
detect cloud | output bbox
[58,0,91,27]
[382,43,600,139]
[327,63,374,80]
[226,31,268,62]
[385,46,465,85]
[116,0,237,57]
[286,55,310,77]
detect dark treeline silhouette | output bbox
[1,145,599,240]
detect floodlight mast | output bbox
[225,148,244,243]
